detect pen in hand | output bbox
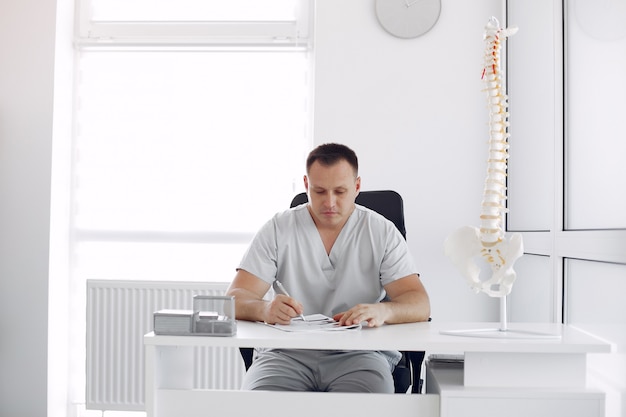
[274,280,306,322]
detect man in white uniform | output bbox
[226,143,430,392]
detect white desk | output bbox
[144,321,610,417]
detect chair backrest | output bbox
[290,190,407,239]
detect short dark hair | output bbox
[306,143,359,176]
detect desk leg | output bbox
[145,345,156,417]
[157,346,194,389]
[145,345,194,417]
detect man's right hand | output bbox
[226,269,304,325]
[264,294,304,325]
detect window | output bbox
[564,0,626,230]
[67,2,313,415]
[74,49,310,282]
[77,0,311,46]
[507,1,626,326]
[72,0,312,283]
[88,0,302,22]
[561,0,626,326]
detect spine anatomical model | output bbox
[444,17,522,297]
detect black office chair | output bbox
[240,190,428,393]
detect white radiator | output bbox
[86,280,245,411]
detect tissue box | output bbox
[153,309,193,335]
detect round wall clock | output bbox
[375,0,441,39]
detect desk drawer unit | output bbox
[425,362,605,417]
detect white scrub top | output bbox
[238,203,419,317]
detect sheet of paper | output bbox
[264,314,362,332]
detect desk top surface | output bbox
[144,321,611,354]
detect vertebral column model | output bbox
[444,17,522,297]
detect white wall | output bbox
[4,0,592,415]
[0,0,57,416]
[313,0,505,321]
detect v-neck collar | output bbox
[302,206,358,270]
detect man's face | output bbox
[304,159,360,230]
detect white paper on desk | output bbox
[264,314,362,332]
